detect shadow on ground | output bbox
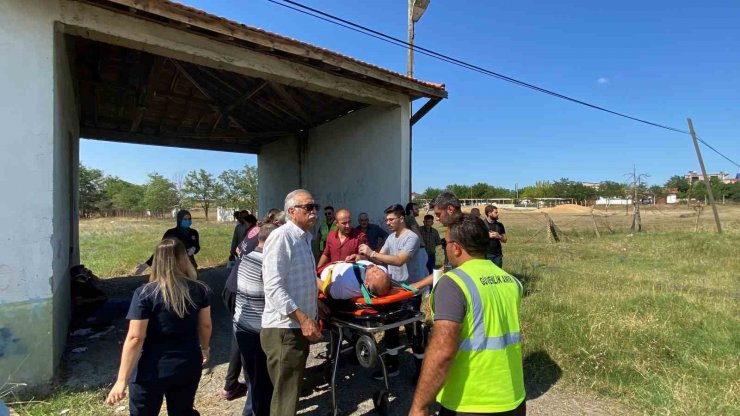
[523,350,562,400]
[60,267,233,390]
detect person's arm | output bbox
[192,230,201,254]
[409,320,460,415]
[288,308,321,341]
[499,223,507,243]
[434,230,442,247]
[317,253,330,269]
[410,273,434,290]
[368,249,410,267]
[105,319,148,406]
[198,306,212,364]
[230,226,240,254]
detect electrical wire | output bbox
[266,0,740,168]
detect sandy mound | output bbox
[538,204,593,214]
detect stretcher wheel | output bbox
[355,335,378,369]
[373,389,389,415]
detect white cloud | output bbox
[597,77,609,84]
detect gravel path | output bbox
[59,267,636,415]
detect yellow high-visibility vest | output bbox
[319,221,337,252]
[432,259,525,413]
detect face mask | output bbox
[181,220,192,228]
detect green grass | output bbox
[5,387,109,416]
[506,231,740,415]
[79,218,235,277]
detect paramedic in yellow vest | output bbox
[317,205,337,253]
[410,213,526,416]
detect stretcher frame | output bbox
[324,306,426,416]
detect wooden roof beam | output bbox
[170,59,248,133]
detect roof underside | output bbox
[73,36,368,153]
[70,0,447,154]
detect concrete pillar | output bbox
[258,104,411,226]
[0,0,76,385]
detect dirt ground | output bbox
[57,267,637,415]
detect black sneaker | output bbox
[372,364,399,380]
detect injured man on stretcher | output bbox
[317,260,392,300]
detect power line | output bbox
[266,0,740,168]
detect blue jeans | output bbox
[487,254,503,269]
[425,252,436,274]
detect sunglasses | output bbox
[294,203,320,212]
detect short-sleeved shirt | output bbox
[322,229,367,263]
[127,280,210,382]
[234,248,265,333]
[419,226,442,256]
[486,220,506,256]
[356,224,388,251]
[432,276,467,323]
[379,229,426,283]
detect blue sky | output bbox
[81,0,740,191]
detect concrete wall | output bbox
[258,135,301,214]
[258,105,411,227]
[304,105,411,225]
[0,0,65,384]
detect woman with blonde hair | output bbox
[106,238,212,416]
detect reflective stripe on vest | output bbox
[448,268,521,352]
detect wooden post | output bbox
[590,206,601,238]
[687,118,722,233]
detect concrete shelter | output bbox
[0,0,446,384]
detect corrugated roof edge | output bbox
[93,0,447,98]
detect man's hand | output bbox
[299,317,322,342]
[489,231,499,239]
[187,247,196,256]
[358,244,372,256]
[318,300,331,319]
[201,347,210,365]
[408,406,428,416]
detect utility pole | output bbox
[687,118,722,233]
[407,0,430,200]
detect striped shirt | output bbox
[261,220,317,329]
[234,248,265,333]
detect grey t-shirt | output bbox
[432,276,467,323]
[380,229,425,283]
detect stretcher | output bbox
[321,286,429,416]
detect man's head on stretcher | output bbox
[363,264,392,297]
[318,261,392,300]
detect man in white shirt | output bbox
[317,260,391,300]
[261,189,328,416]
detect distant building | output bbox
[665,188,678,204]
[684,171,735,185]
[581,181,600,189]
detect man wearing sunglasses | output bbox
[261,189,329,416]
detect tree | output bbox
[183,169,223,221]
[422,187,443,201]
[448,184,471,200]
[79,164,106,217]
[143,173,179,217]
[664,175,690,198]
[219,164,258,213]
[690,177,726,202]
[648,185,666,199]
[520,181,553,199]
[598,181,627,198]
[104,177,145,213]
